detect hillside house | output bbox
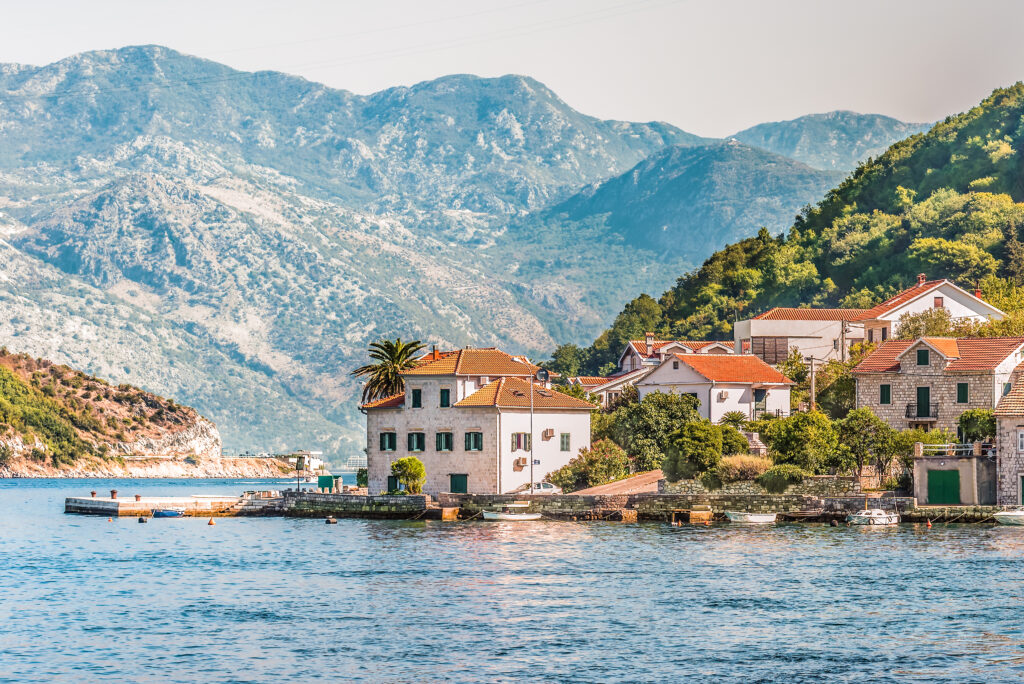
[852,337,1024,433]
[995,381,1024,505]
[361,348,594,496]
[618,333,733,373]
[635,354,793,422]
[734,275,1004,365]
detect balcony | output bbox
[905,403,939,420]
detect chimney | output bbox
[917,273,926,285]
[645,331,655,354]
[974,282,983,299]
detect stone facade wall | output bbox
[996,417,1024,505]
[280,491,430,518]
[855,343,996,432]
[659,475,862,497]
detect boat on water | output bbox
[993,507,1024,525]
[482,502,541,521]
[152,508,186,518]
[847,509,900,526]
[724,511,777,524]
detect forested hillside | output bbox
[561,83,1024,375]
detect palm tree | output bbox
[351,338,426,403]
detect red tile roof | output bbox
[672,354,792,384]
[856,280,947,320]
[753,307,868,321]
[361,393,405,410]
[628,340,724,356]
[402,348,538,377]
[995,381,1024,416]
[570,376,609,386]
[454,377,596,409]
[853,337,1024,373]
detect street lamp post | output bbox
[530,368,549,493]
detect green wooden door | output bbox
[927,469,960,505]
[387,475,398,492]
[916,386,931,418]
[449,474,468,494]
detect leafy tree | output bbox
[836,407,896,477]
[958,408,996,442]
[662,420,723,481]
[556,383,601,406]
[546,343,589,379]
[894,307,956,339]
[763,410,837,473]
[720,411,748,430]
[588,294,664,372]
[720,425,749,455]
[350,338,425,403]
[547,439,630,492]
[609,392,700,470]
[356,467,368,488]
[390,456,426,494]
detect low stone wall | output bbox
[660,475,862,497]
[279,491,430,519]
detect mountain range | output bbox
[0,45,927,459]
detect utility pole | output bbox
[809,356,817,411]
[840,323,847,363]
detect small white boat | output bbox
[482,502,541,521]
[724,511,777,524]
[847,509,900,526]
[993,507,1024,525]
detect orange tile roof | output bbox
[855,280,947,320]
[415,349,456,365]
[673,354,793,384]
[361,393,405,410]
[753,307,868,321]
[454,377,597,409]
[402,348,538,377]
[995,381,1024,416]
[570,376,609,386]
[629,340,724,356]
[853,337,1024,373]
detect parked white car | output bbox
[510,481,562,495]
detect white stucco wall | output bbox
[636,363,790,422]
[497,409,592,492]
[733,318,864,362]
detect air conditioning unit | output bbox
[513,457,527,469]
[542,428,555,440]
[717,390,729,401]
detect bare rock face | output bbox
[116,417,222,460]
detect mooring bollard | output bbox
[134,494,141,502]
[90,490,97,498]
[110,489,118,500]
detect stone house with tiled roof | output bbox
[852,336,1024,433]
[733,274,1005,364]
[360,347,594,496]
[995,380,1024,504]
[636,353,793,422]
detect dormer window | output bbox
[917,349,929,366]
[934,296,944,308]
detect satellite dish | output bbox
[535,369,550,383]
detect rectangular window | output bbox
[449,473,468,494]
[672,361,679,369]
[435,431,453,452]
[881,327,888,341]
[1005,382,1013,396]
[511,433,532,451]
[934,296,944,308]
[407,432,425,452]
[956,383,969,404]
[917,349,929,366]
[1018,430,1024,452]
[379,432,397,451]
[439,388,450,408]
[410,389,422,408]
[560,433,570,451]
[879,384,891,405]
[868,329,874,344]
[464,431,484,451]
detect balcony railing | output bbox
[905,403,939,419]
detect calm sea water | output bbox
[1,478,1023,683]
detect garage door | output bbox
[927,469,960,505]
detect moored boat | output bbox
[847,509,899,526]
[482,502,541,521]
[993,507,1024,525]
[152,508,186,518]
[724,511,777,524]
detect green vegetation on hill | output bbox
[558,83,1024,375]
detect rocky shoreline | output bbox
[1,455,295,479]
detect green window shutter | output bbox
[526,434,532,451]
[560,433,570,451]
[387,475,398,492]
[411,389,422,408]
[465,432,471,450]
[880,385,891,405]
[380,433,386,450]
[440,388,450,408]
[957,383,968,404]
[436,433,443,451]
[408,433,415,451]
[476,433,483,450]
[917,349,929,366]
[511,434,517,451]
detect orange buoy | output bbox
[927,519,932,528]
[208,518,216,526]
[107,517,113,522]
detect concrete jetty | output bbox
[65,494,242,517]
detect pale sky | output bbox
[1,0,1022,137]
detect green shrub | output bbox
[763,411,837,473]
[699,470,723,491]
[356,467,368,488]
[756,464,812,493]
[548,439,630,493]
[715,454,773,483]
[958,408,996,442]
[662,421,722,481]
[390,456,426,494]
[720,411,748,430]
[719,425,749,455]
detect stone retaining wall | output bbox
[279,491,430,518]
[660,475,862,497]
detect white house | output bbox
[636,353,793,422]
[618,333,733,373]
[734,275,1005,364]
[361,347,594,496]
